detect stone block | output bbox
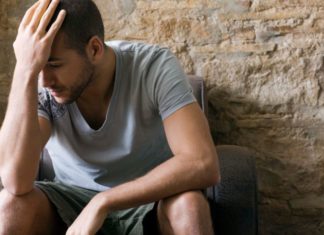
[136,1,222,10]
[219,9,309,21]
[253,0,324,11]
[290,194,324,209]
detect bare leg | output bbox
[157,190,214,235]
[0,187,66,235]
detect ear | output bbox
[85,36,105,64]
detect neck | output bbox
[75,46,116,129]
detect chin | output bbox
[54,96,73,105]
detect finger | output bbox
[44,10,66,41]
[19,1,41,29]
[37,0,61,34]
[30,0,51,30]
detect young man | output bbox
[0,0,220,234]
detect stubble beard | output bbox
[60,61,95,104]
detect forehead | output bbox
[50,32,78,59]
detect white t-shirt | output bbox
[38,41,196,191]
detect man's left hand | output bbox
[66,193,108,235]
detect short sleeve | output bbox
[37,89,67,121]
[146,48,196,120]
[38,88,52,121]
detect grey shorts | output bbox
[35,181,158,235]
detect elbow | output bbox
[202,150,221,187]
[209,165,221,186]
[1,178,34,196]
[205,164,220,187]
[1,168,35,196]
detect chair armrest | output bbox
[206,145,258,235]
[187,75,208,116]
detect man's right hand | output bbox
[13,0,66,78]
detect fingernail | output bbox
[60,9,66,16]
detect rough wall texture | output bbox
[0,0,34,121]
[0,0,323,234]
[0,0,10,121]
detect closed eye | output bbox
[47,63,62,68]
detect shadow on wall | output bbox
[206,85,324,234]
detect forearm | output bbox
[0,66,42,194]
[98,151,219,212]
[0,0,65,195]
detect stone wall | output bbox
[0,0,10,121]
[0,0,323,234]
[0,0,34,121]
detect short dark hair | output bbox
[48,0,105,55]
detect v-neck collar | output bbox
[69,46,121,135]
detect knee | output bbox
[0,188,19,212]
[0,187,37,217]
[0,189,22,232]
[159,191,210,221]
[0,188,41,234]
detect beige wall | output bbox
[0,0,324,234]
[0,0,10,121]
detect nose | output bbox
[39,67,56,88]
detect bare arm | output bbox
[67,102,220,234]
[100,103,220,209]
[0,0,65,195]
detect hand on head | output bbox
[13,0,66,78]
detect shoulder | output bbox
[106,40,171,62]
[106,40,162,53]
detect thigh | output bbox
[36,181,157,235]
[35,181,97,227]
[142,202,160,235]
[100,202,156,235]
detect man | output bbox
[0,0,220,234]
